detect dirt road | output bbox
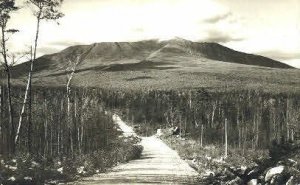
[70,115,199,185]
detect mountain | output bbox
[4,38,300,92]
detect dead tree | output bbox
[66,56,80,154]
[22,0,64,152]
[15,48,33,145]
[224,118,228,158]
[0,0,19,154]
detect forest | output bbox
[2,86,297,150]
[2,85,300,155]
[0,85,143,184]
[98,88,300,150]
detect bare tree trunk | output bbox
[188,90,192,109]
[225,118,228,159]
[66,57,80,155]
[80,117,84,154]
[286,98,290,141]
[50,112,53,156]
[255,105,261,148]
[28,14,41,154]
[179,115,182,137]
[211,101,217,127]
[200,124,204,147]
[15,47,33,145]
[0,85,3,154]
[252,114,256,149]
[1,26,15,154]
[237,106,241,148]
[44,97,48,157]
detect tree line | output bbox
[97,88,300,150]
[0,86,120,158]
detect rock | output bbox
[24,176,33,181]
[186,160,198,171]
[77,166,85,174]
[57,167,63,174]
[265,165,284,182]
[287,159,297,166]
[285,176,293,185]
[172,126,180,135]
[5,165,17,171]
[203,170,215,177]
[223,169,235,178]
[31,161,40,168]
[8,176,16,181]
[247,167,260,180]
[212,157,225,164]
[156,129,163,137]
[241,166,247,171]
[227,177,242,185]
[247,179,257,185]
[205,155,212,161]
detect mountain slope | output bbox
[3,38,300,93]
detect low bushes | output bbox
[0,136,143,185]
[161,134,300,184]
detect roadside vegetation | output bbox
[161,134,300,184]
[99,87,300,184]
[0,135,142,184]
[0,86,143,184]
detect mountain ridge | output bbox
[11,38,292,76]
[3,38,300,93]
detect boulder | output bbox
[285,176,294,185]
[203,170,215,177]
[265,165,284,182]
[227,177,242,185]
[247,179,257,185]
[156,129,163,137]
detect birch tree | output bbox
[66,55,80,154]
[15,47,32,145]
[15,0,64,150]
[0,0,18,153]
[224,118,228,158]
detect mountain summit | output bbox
[11,39,292,77]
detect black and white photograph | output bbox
[0,0,300,184]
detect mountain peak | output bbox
[9,38,293,80]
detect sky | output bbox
[7,0,300,68]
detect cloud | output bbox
[203,12,232,23]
